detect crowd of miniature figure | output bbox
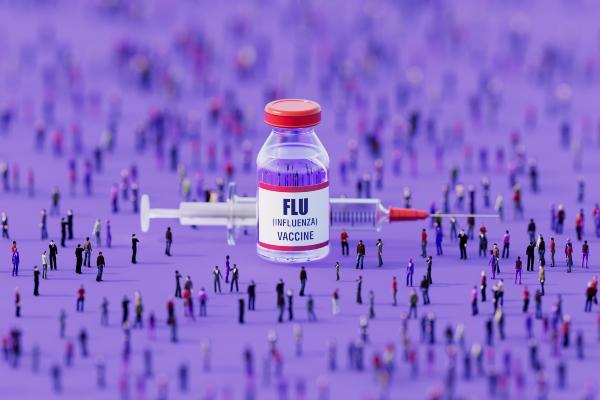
[1,150,600,398]
[2,1,600,399]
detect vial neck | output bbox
[272,127,314,135]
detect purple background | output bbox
[0,0,600,399]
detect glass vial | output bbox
[257,99,330,262]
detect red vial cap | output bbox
[264,99,321,128]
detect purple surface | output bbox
[0,1,599,399]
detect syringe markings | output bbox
[330,210,377,227]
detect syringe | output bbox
[141,183,499,245]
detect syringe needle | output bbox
[434,213,501,218]
[388,208,499,222]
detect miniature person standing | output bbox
[426,256,433,284]
[408,290,418,319]
[356,276,363,304]
[1,212,9,239]
[174,270,182,298]
[582,240,590,268]
[421,229,427,258]
[132,183,139,213]
[15,288,21,317]
[527,219,536,243]
[376,239,383,267]
[368,291,375,319]
[497,279,505,306]
[49,240,58,270]
[183,285,193,320]
[286,290,294,321]
[406,258,415,286]
[165,227,173,256]
[131,234,139,264]
[404,187,412,208]
[502,230,510,258]
[184,276,193,295]
[198,288,207,316]
[60,218,68,247]
[458,229,468,259]
[594,204,600,237]
[332,289,340,315]
[513,185,523,219]
[59,310,66,337]
[585,283,594,312]
[101,298,109,326]
[392,276,398,306]
[514,256,523,285]
[565,240,574,272]
[167,299,177,342]
[238,298,245,324]
[277,282,285,322]
[11,249,19,276]
[224,255,231,283]
[76,285,85,312]
[75,244,83,274]
[67,210,74,240]
[523,286,530,313]
[247,281,256,311]
[105,220,112,248]
[550,204,557,232]
[478,229,488,257]
[467,216,475,239]
[230,264,239,293]
[40,209,48,240]
[335,261,340,281]
[550,237,556,267]
[340,230,349,256]
[489,250,497,279]
[83,237,92,268]
[92,219,101,247]
[526,242,535,272]
[450,217,458,241]
[121,296,130,326]
[556,205,566,233]
[575,212,583,241]
[307,295,317,321]
[480,272,487,302]
[538,235,546,266]
[96,251,105,282]
[356,240,365,269]
[299,266,308,296]
[41,251,48,280]
[212,266,222,293]
[495,308,505,341]
[435,226,443,255]
[111,184,119,213]
[539,264,546,296]
[33,266,40,296]
[471,286,478,315]
[420,275,430,305]
[0,211,10,239]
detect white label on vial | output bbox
[258,182,330,251]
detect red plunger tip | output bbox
[389,208,430,222]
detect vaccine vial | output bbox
[257,99,330,263]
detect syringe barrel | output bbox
[329,198,386,230]
[140,193,258,233]
[179,201,256,226]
